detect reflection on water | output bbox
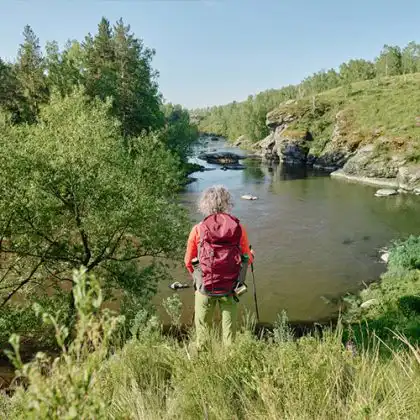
[156,140,420,324]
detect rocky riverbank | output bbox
[246,75,420,193]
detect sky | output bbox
[1,0,420,108]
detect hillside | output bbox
[250,73,420,191]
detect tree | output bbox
[0,88,188,316]
[82,17,163,137]
[45,40,84,96]
[112,18,163,136]
[15,25,48,122]
[401,41,420,74]
[0,59,23,121]
[375,45,402,77]
[82,17,116,102]
[162,103,198,160]
[339,59,376,83]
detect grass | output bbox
[2,258,420,419]
[270,73,420,160]
[3,319,420,419]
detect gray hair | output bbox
[198,185,234,216]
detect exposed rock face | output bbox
[341,143,405,179]
[255,101,312,165]
[258,129,311,164]
[312,110,358,171]
[253,97,420,192]
[275,130,311,164]
[397,165,420,191]
[258,133,277,161]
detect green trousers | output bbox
[194,291,238,348]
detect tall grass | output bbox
[2,269,420,419]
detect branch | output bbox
[1,248,80,265]
[71,190,91,266]
[1,258,44,307]
[108,248,167,263]
[86,227,126,271]
[19,209,56,245]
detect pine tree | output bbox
[83,17,117,101]
[112,18,163,136]
[45,40,84,96]
[16,25,48,122]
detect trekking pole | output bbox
[250,246,260,323]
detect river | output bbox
[157,138,420,325]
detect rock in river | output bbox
[374,189,398,197]
[241,194,258,200]
[221,163,245,170]
[198,152,246,165]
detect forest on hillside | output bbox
[194,42,420,142]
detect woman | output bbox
[184,185,253,347]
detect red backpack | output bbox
[198,213,242,296]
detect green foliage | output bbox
[4,277,420,419]
[376,45,403,77]
[15,25,49,122]
[0,291,70,347]
[162,293,183,328]
[83,17,164,136]
[388,235,420,271]
[0,88,188,323]
[162,103,199,161]
[0,17,197,152]
[6,268,125,419]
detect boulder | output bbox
[397,164,420,191]
[197,152,245,165]
[241,194,258,200]
[380,252,390,263]
[374,189,398,197]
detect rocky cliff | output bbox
[254,74,420,192]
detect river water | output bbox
[157,138,420,325]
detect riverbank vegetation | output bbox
[194,41,420,145]
[1,235,420,419]
[0,17,197,349]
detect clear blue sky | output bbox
[1,0,420,108]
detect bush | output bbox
[388,235,420,271]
